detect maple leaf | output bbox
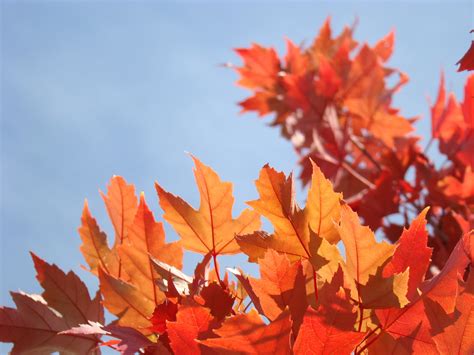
[438,167,474,208]
[149,299,178,334]
[430,74,466,142]
[373,31,395,62]
[62,321,159,355]
[167,302,216,355]
[457,32,474,72]
[119,192,182,305]
[293,303,367,355]
[200,282,235,320]
[356,171,400,230]
[249,249,307,332]
[101,176,138,248]
[430,74,474,170]
[200,309,292,354]
[31,253,104,328]
[237,162,342,283]
[0,292,100,354]
[343,45,412,147]
[335,204,409,308]
[462,74,474,126]
[155,156,260,257]
[374,231,473,353]
[284,39,309,76]
[430,282,474,354]
[100,176,138,278]
[382,208,433,300]
[98,268,155,331]
[235,44,280,90]
[78,199,119,276]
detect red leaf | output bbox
[200,282,235,320]
[0,292,100,354]
[382,208,433,300]
[457,38,474,72]
[31,253,104,327]
[293,304,366,355]
[167,303,215,355]
[235,44,281,89]
[200,310,292,354]
[149,300,178,334]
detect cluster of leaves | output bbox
[1,156,473,354]
[1,18,474,355]
[233,18,474,273]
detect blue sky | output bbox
[1,0,472,334]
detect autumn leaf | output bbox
[98,268,155,331]
[200,282,235,320]
[336,204,409,308]
[78,199,119,276]
[307,160,343,244]
[62,321,159,355]
[374,231,473,353]
[382,208,432,300]
[31,253,104,328]
[119,192,182,305]
[237,162,342,282]
[235,44,280,90]
[101,176,138,248]
[249,249,306,332]
[156,156,260,256]
[200,309,292,354]
[0,292,100,354]
[336,204,393,285]
[457,32,474,72]
[149,299,178,334]
[167,302,215,355]
[293,303,366,355]
[430,286,474,354]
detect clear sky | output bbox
[1,0,472,333]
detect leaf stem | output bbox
[357,306,364,332]
[212,252,224,287]
[312,268,319,303]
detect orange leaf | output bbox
[98,268,155,331]
[238,162,342,280]
[249,250,306,331]
[78,199,119,276]
[155,155,260,255]
[375,231,473,352]
[119,192,182,305]
[167,303,215,355]
[336,204,409,308]
[101,175,138,250]
[431,289,474,354]
[200,309,291,354]
[336,204,394,285]
[293,303,366,355]
[235,44,280,90]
